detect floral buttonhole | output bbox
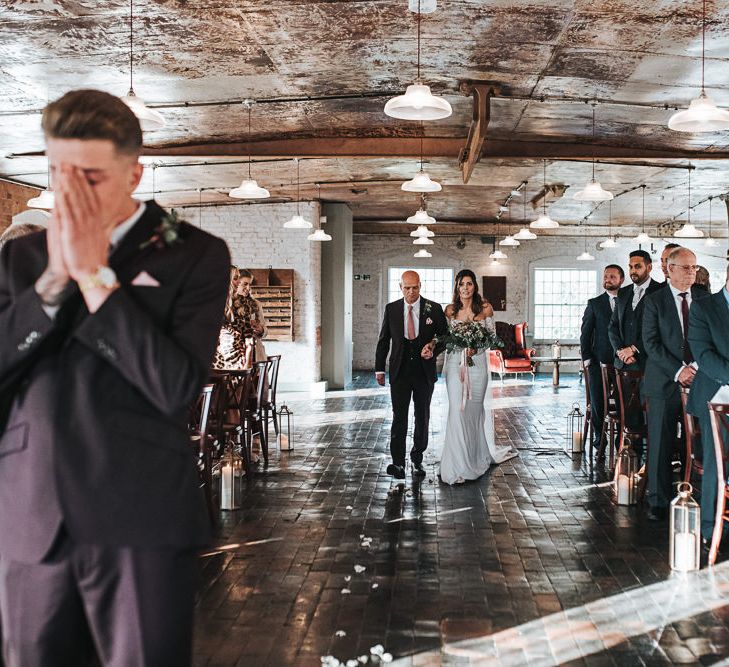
[426,317,433,325]
[140,210,184,251]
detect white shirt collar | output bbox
[669,282,691,297]
[405,297,420,311]
[110,202,146,250]
[634,277,651,290]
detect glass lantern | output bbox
[614,437,638,505]
[277,404,294,451]
[565,402,584,456]
[552,339,562,359]
[670,482,701,572]
[215,445,244,511]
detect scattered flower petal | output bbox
[347,661,359,667]
[335,630,346,637]
[341,588,351,595]
[346,505,353,510]
[354,565,366,573]
[344,575,351,582]
[358,657,368,664]
[381,653,393,663]
[371,583,379,589]
[370,644,385,656]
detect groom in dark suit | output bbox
[688,264,729,544]
[0,90,229,665]
[642,248,705,521]
[375,270,448,479]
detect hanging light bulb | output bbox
[669,1,729,133]
[576,250,595,261]
[674,166,703,237]
[308,229,332,241]
[121,0,165,131]
[283,159,312,229]
[230,101,270,199]
[573,105,614,201]
[384,0,451,120]
[633,185,652,243]
[414,248,432,258]
[402,136,441,191]
[600,200,619,248]
[705,196,719,246]
[600,237,618,248]
[410,225,435,237]
[489,249,508,260]
[530,160,560,228]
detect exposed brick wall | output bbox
[0,181,41,234]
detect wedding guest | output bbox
[687,263,729,547]
[580,264,624,457]
[0,223,45,250]
[642,248,704,521]
[0,89,229,666]
[213,266,248,370]
[235,269,268,364]
[660,243,682,282]
[695,265,711,292]
[608,249,662,371]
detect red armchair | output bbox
[489,322,536,383]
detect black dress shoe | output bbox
[411,463,426,477]
[647,506,667,522]
[386,464,406,480]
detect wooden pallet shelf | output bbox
[249,268,294,342]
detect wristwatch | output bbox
[78,266,119,293]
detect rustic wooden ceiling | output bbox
[2,0,729,237]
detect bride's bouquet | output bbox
[436,321,503,366]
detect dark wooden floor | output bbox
[193,375,729,666]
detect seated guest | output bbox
[695,265,711,293]
[580,264,624,457]
[687,263,729,546]
[642,248,704,521]
[659,243,682,282]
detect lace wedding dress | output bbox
[440,316,518,484]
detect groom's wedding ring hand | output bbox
[421,346,434,360]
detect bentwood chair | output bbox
[189,383,216,524]
[582,361,594,462]
[615,368,648,497]
[598,363,621,467]
[246,360,271,466]
[680,387,704,485]
[211,369,256,475]
[708,402,729,565]
[264,355,282,437]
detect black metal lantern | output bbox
[565,402,584,456]
[277,404,294,451]
[215,444,244,511]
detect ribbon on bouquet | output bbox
[459,348,471,411]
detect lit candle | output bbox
[617,474,630,505]
[572,431,583,453]
[221,463,234,510]
[673,532,697,571]
[279,433,290,450]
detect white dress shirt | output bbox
[41,202,146,320]
[403,297,421,339]
[631,277,651,309]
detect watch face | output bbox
[98,266,117,287]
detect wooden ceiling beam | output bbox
[457,83,495,184]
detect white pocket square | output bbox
[131,271,160,287]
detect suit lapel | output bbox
[418,298,426,340]
[109,200,165,272]
[393,298,405,339]
[710,290,729,339]
[661,286,682,334]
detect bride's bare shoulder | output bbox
[474,303,494,320]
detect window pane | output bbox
[533,268,596,340]
[388,267,454,308]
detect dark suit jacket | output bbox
[0,201,230,563]
[580,292,615,365]
[686,289,729,419]
[608,278,663,369]
[375,297,448,384]
[642,284,706,398]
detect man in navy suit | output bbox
[375,271,448,479]
[0,90,229,665]
[642,248,705,521]
[687,264,729,544]
[580,264,624,456]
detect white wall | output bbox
[185,200,322,390]
[352,233,728,371]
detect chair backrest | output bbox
[599,362,618,417]
[709,403,729,489]
[226,369,256,416]
[494,321,517,359]
[253,360,270,411]
[189,384,214,450]
[615,368,644,430]
[680,387,701,453]
[267,355,282,404]
[514,322,528,352]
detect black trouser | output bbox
[0,528,198,667]
[646,388,681,509]
[389,344,434,468]
[587,364,604,447]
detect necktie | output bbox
[610,296,616,312]
[632,286,644,310]
[406,305,416,340]
[679,292,693,364]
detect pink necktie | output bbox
[407,305,416,340]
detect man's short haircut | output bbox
[663,242,681,252]
[629,249,652,264]
[42,89,142,156]
[604,264,625,279]
[0,223,44,252]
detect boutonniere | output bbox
[425,317,434,325]
[139,210,184,250]
[423,301,432,315]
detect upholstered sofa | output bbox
[488,321,536,383]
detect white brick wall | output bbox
[352,233,728,370]
[178,201,322,388]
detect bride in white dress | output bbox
[439,270,518,484]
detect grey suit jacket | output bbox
[642,284,705,398]
[0,201,230,563]
[686,289,729,419]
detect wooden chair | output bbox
[210,369,256,475]
[582,361,593,462]
[615,368,647,497]
[264,354,282,437]
[245,360,271,466]
[598,363,621,467]
[488,321,536,383]
[708,402,729,565]
[189,383,216,524]
[680,387,703,485]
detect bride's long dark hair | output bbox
[451,269,485,317]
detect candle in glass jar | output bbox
[673,532,697,571]
[279,433,290,450]
[617,474,630,505]
[220,463,234,510]
[572,431,583,452]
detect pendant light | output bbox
[27,158,54,209]
[283,159,312,229]
[414,248,432,258]
[413,236,434,245]
[230,101,270,199]
[308,185,332,241]
[668,0,729,133]
[407,195,437,226]
[674,166,704,237]
[489,235,507,259]
[514,182,537,239]
[576,226,595,260]
[121,0,165,131]
[402,133,441,192]
[530,160,560,229]
[705,196,719,246]
[384,0,451,120]
[410,225,435,238]
[633,185,651,243]
[499,201,520,246]
[599,200,619,248]
[573,106,614,202]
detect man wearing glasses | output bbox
[642,248,705,521]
